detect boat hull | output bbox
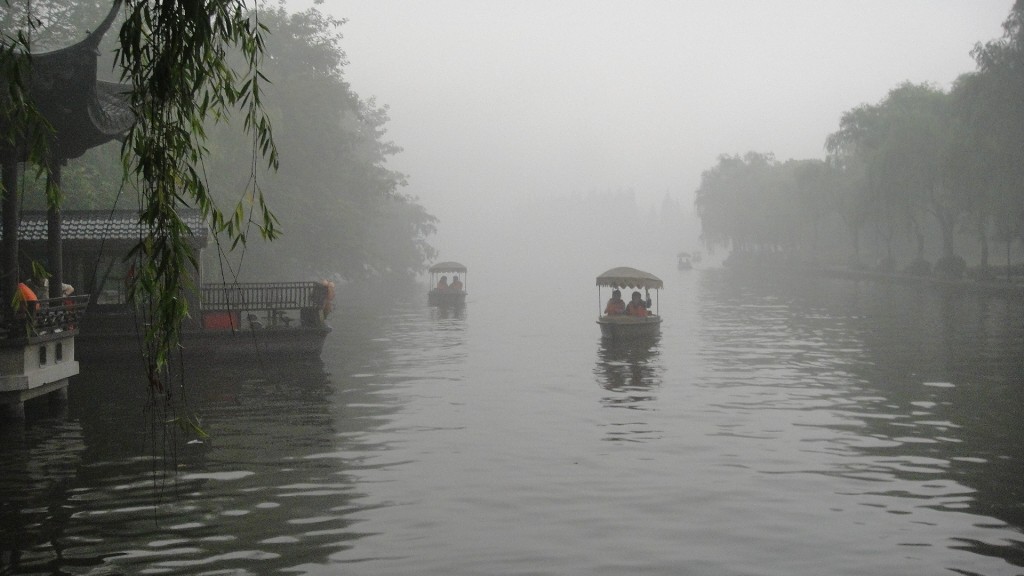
[77,327,330,362]
[428,289,467,307]
[597,315,662,340]
[76,307,330,362]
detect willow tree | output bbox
[116,0,280,385]
[825,84,967,275]
[825,106,877,268]
[694,152,779,258]
[2,0,280,391]
[876,84,957,273]
[970,0,1024,277]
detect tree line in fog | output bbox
[695,3,1024,280]
[4,2,437,283]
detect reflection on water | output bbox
[0,352,378,575]
[2,271,1024,575]
[430,302,466,320]
[595,336,663,406]
[694,269,1024,572]
[594,336,665,444]
[0,418,87,573]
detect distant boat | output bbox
[677,251,693,270]
[428,261,468,307]
[596,267,663,340]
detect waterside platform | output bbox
[0,296,88,419]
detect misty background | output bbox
[6,4,1024,574]
[4,1,1016,290]
[297,1,1011,272]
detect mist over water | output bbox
[2,262,1023,575]
[432,192,700,300]
[2,2,1022,573]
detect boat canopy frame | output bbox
[596,267,663,290]
[428,261,467,274]
[429,261,467,291]
[596,267,662,315]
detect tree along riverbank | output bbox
[724,261,1024,299]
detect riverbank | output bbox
[728,263,1024,298]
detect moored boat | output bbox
[78,280,333,361]
[596,267,663,340]
[428,261,468,307]
[10,210,332,362]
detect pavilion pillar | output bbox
[46,160,64,299]
[2,158,20,315]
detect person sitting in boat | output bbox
[450,274,463,292]
[604,289,625,315]
[625,290,652,317]
[310,279,335,317]
[436,275,449,290]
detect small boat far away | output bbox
[596,267,663,340]
[428,261,468,308]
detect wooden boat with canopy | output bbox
[596,267,663,339]
[428,261,467,307]
[677,251,702,270]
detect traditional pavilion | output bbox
[0,1,133,418]
[1,0,131,304]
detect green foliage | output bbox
[168,413,209,439]
[113,0,281,377]
[5,1,437,385]
[0,0,114,52]
[970,0,1024,251]
[0,8,53,176]
[697,0,1024,273]
[198,6,436,283]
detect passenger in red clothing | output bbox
[624,290,651,317]
[449,275,463,292]
[604,289,625,315]
[16,281,39,314]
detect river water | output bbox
[1,266,1023,575]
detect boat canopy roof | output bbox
[429,261,467,273]
[596,267,663,289]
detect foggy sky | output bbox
[286,1,1010,264]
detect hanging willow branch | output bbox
[117,0,279,386]
[0,12,53,174]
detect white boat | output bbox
[427,261,468,307]
[596,267,663,340]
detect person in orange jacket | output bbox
[16,281,39,314]
[624,290,652,317]
[604,289,625,315]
